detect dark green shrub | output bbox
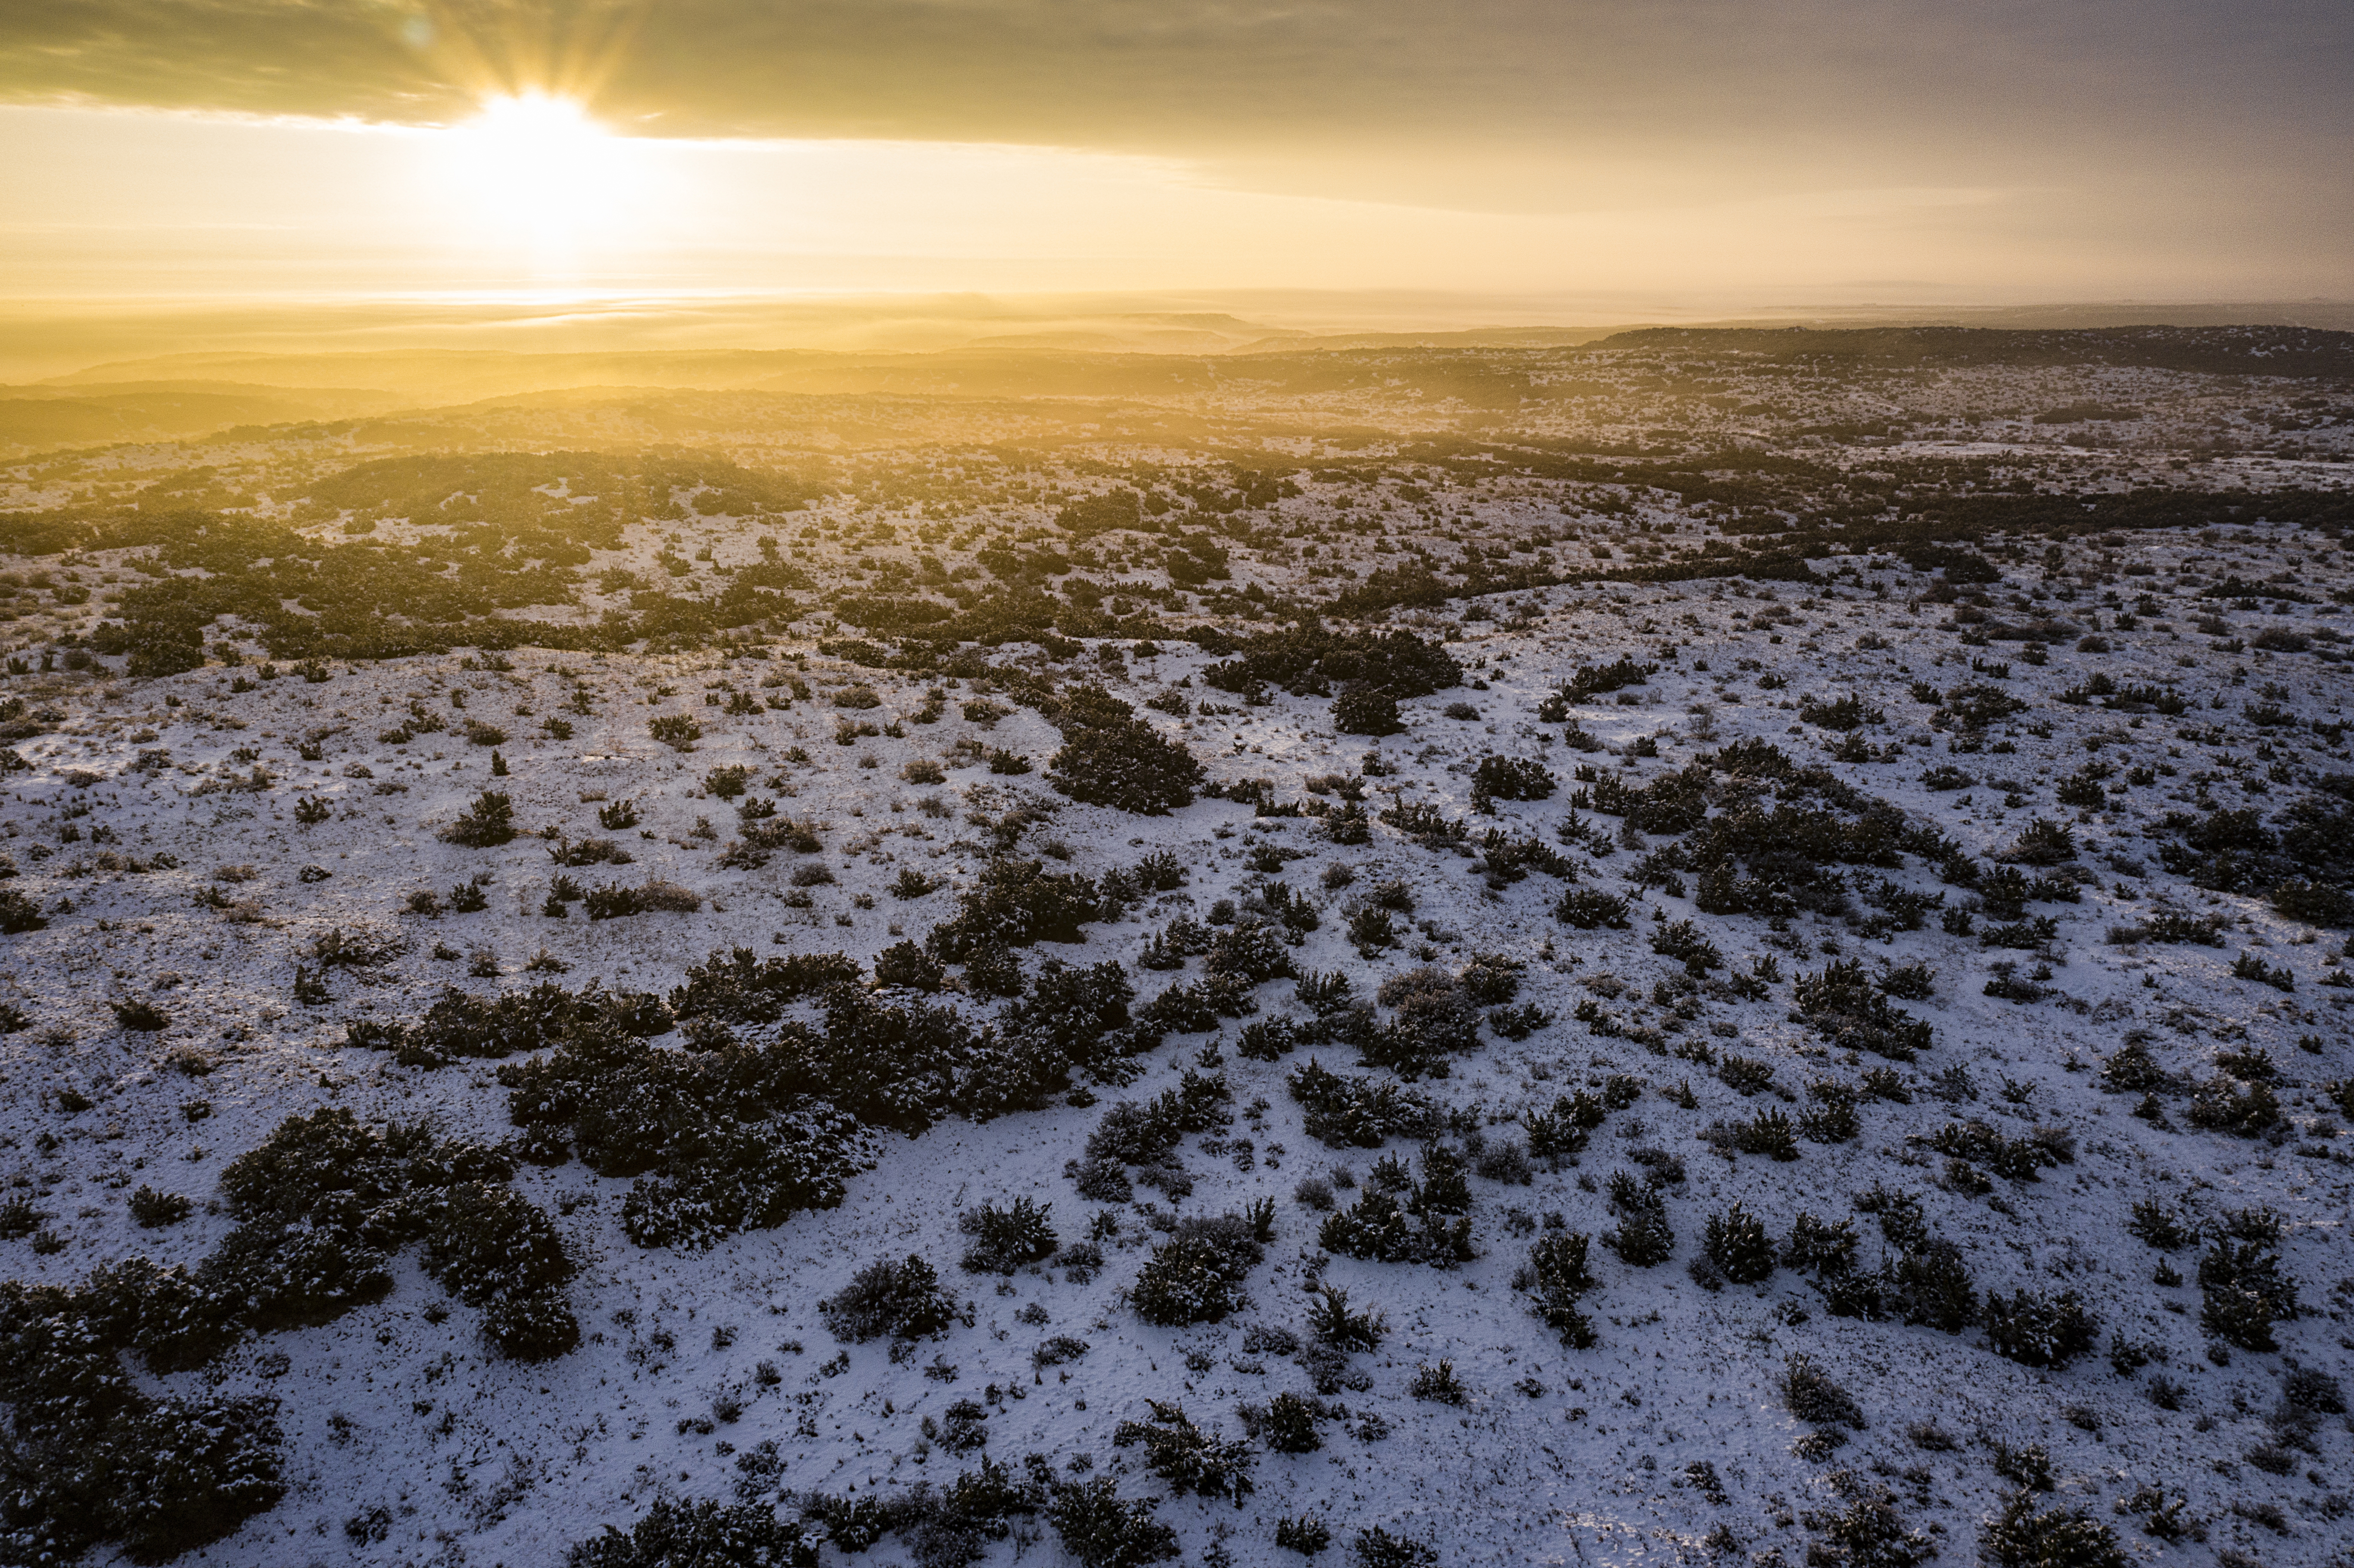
[1792,960,1932,1060]
[1782,1213,1859,1276]
[821,1255,961,1342]
[926,856,1103,958]
[1352,1525,1439,1567]
[1254,1391,1326,1453]
[1984,1288,2099,1369]
[1276,1514,1333,1554]
[1046,711,1202,814]
[1307,1285,1385,1351]
[0,885,44,932]
[1978,1492,2130,1568]
[111,999,169,1032]
[442,790,517,848]
[567,1497,817,1568]
[1553,887,1631,928]
[1046,1477,1178,1568]
[1333,687,1403,736]
[128,1186,193,1228]
[1603,1185,1675,1266]
[2183,1075,2281,1136]
[1131,1215,1263,1326]
[1703,1202,1776,1284]
[1285,1059,1437,1148]
[1472,755,1556,802]
[2003,817,2077,866]
[872,940,946,991]
[1781,1353,1863,1427]
[1112,1400,1255,1503]
[1886,1241,1978,1333]
[1802,1484,1933,1568]
[959,1199,1057,1274]
[2198,1239,2297,1350]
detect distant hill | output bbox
[1592,324,2354,377]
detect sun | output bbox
[431,93,653,267]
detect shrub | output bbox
[1046,712,1202,815]
[1131,1214,1264,1325]
[1703,1203,1776,1284]
[1782,1353,1864,1427]
[1046,1477,1178,1568]
[0,888,48,934]
[2270,876,2354,926]
[1277,1515,1333,1556]
[111,998,169,1031]
[1984,1288,2099,1369]
[821,1255,961,1342]
[1352,1526,1439,1568]
[648,714,702,750]
[1307,1285,1385,1351]
[129,1185,193,1228]
[442,790,518,848]
[1253,1391,1327,1453]
[1783,1213,1860,1276]
[873,940,947,991]
[2198,1239,2297,1350]
[1803,1484,1933,1568]
[2003,818,2078,866]
[1603,1185,1675,1266]
[2183,1075,2282,1136]
[1978,1493,2130,1568]
[926,856,1103,958]
[1333,686,1404,736]
[959,1198,1057,1274]
[566,1497,818,1568]
[1285,1059,1437,1148]
[1553,887,1631,928]
[1472,755,1556,802]
[1407,1360,1467,1404]
[1112,1400,1255,1503]
[1792,959,1933,1060]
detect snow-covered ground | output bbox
[1,338,2351,1568]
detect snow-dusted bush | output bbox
[925,856,1104,958]
[1353,1525,1439,1567]
[1515,1230,1598,1347]
[1781,1353,1864,1428]
[1045,698,1202,815]
[1130,1214,1264,1326]
[670,947,860,1023]
[1602,1173,1675,1266]
[1791,959,1933,1061]
[441,790,518,848]
[821,1254,962,1342]
[1045,1475,1177,1568]
[1703,1202,1776,1284]
[1552,887,1631,929]
[1240,1391,1328,1453]
[1285,1060,1438,1148]
[1983,1287,2099,1369]
[567,1497,817,1568]
[2197,1238,2297,1350]
[1471,754,1555,802]
[959,1198,1057,1275]
[1977,1492,2130,1568]
[1113,1400,1255,1502]
[1306,1285,1385,1351]
[1332,685,1404,736]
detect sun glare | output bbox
[433,93,654,268]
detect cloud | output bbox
[2,0,2349,224]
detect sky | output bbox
[0,1,2348,314]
